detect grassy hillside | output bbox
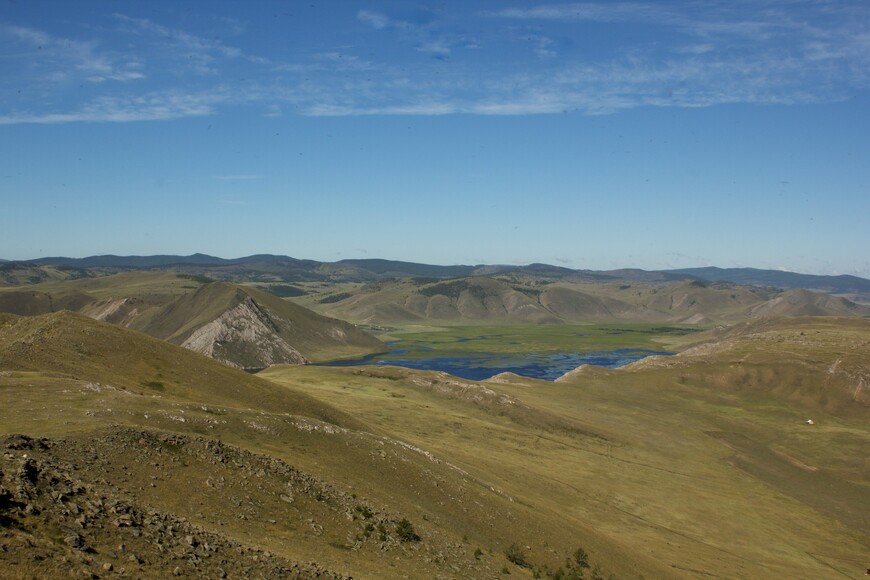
[130,282,386,367]
[0,274,386,369]
[0,312,652,578]
[667,266,870,294]
[0,289,95,316]
[0,271,207,308]
[296,277,563,325]
[748,288,867,317]
[0,311,359,427]
[0,263,97,286]
[1,311,867,578]
[262,316,870,579]
[297,276,867,326]
[617,316,870,417]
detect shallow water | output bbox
[321,346,672,381]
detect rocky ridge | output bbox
[0,432,347,579]
[0,425,498,579]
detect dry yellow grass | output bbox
[1,312,867,578]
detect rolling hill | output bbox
[0,262,96,286]
[263,316,869,578]
[0,289,96,317]
[667,266,870,294]
[128,282,386,368]
[0,311,653,578]
[1,307,868,578]
[307,277,563,325]
[0,311,361,426]
[564,316,870,417]
[0,273,385,369]
[747,288,867,317]
[299,276,868,325]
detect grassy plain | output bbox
[374,323,703,357]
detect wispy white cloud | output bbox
[487,1,798,40]
[356,6,469,58]
[1,23,51,46]
[306,1,868,116]
[3,3,868,123]
[113,13,244,75]
[488,3,674,23]
[357,10,390,30]
[0,90,222,124]
[0,23,145,85]
[306,101,457,117]
[300,40,847,118]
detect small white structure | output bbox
[806,419,815,425]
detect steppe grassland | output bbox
[0,271,204,301]
[260,333,869,580]
[371,323,702,355]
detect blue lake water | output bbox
[321,346,673,381]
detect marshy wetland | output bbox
[322,324,696,380]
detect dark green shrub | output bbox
[395,518,420,542]
[505,543,529,567]
[573,548,590,568]
[355,504,373,519]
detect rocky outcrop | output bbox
[128,282,385,368]
[79,297,143,326]
[181,296,308,370]
[0,432,348,579]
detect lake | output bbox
[321,344,672,381]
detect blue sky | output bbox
[1,1,868,277]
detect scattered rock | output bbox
[64,533,86,551]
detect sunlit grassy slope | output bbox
[260,316,870,579]
[1,312,867,578]
[0,273,387,367]
[0,311,649,578]
[0,270,204,304]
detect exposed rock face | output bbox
[181,296,308,369]
[79,297,142,326]
[123,282,385,368]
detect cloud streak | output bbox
[113,14,244,75]
[304,1,870,116]
[2,2,868,122]
[0,23,145,86]
[0,91,222,124]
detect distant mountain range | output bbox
[664,267,870,294]
[3,254,868,294]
